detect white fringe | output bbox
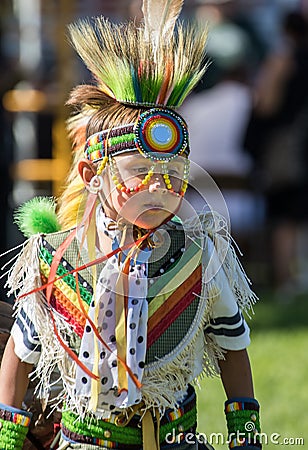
[5,235,42,300]
[183,212,258,317]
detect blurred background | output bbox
[0,0,307,448]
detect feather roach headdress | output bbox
[68,1,208,108]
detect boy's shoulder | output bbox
[40,228,73,247]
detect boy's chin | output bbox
[133,212,174,230]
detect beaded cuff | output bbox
[225,398,262,449]
[0,404,32,450]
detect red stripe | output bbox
[148,264,202,331]
[147,278,202,348]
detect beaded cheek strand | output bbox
[109,155,156,195]
[108,157,190,197]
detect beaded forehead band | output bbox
[85,108,190,197]
[84,108,190,163]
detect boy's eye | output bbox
[134,167,149,174]
[168,169,183,177]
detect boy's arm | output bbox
[219,348,262,449]
[0,335,32,407]
[0,336,33,449]
[218,348,254,398]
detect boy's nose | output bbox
[148,176,166,193]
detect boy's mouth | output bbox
[143,203,165,210]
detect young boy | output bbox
[0,2,262,449]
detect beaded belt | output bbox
[61,386,197,449]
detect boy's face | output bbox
[101,153,187,229]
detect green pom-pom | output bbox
[14,197,61,237]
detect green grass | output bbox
[196,297,308,449]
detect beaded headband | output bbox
[84,108,190,163]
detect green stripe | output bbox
[159,406,197,442]
[39,247,93,305]
[87,133,136,154]
[148,238,202,299]
[108,133,135,147]
[61,406,197,445]
[87,143,103,153]
[0,419,28,450]
[62,410,142,445]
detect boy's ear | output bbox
[78,159,96,188]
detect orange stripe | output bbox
[147,278,202,348]
[41,273,86,329]
[148,264,202,332]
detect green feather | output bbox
[14,197,61,237]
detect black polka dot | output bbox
[83,351,89,358]
[91,301,95,307]
[130,267,135,272]
[86,325,91,333]
[104,230,109,236]
[129,323,136,330]
[99,302,105,309]
[138,361,145,369]
[110,335,116,343]
[129,348,136,355]
[82,377,88,384]
[102,322,108,330]
[108,298,113,305]
[106,310,113,317]
[100,351,106,359]
[110,405,115,410]
[137,265,141,270]
[112,360,117,367]
[132,299,139,305]
[137,336,144,343]
[135,279,141,285]
[101,377,108,385]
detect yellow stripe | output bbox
[87,215,100,411]
[115,272,128,391]
[39,260,90,314]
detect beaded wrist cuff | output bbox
[0,404,32,450]
[224,398,262,449]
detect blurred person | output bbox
[181,16,264,236]
[245,10,308,294]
